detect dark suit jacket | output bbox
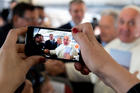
[27,40,45,56]
[1,9,10,22]
[0,23,13,48]
[45,40,57,50]
[96,35,102,44]
[59,22,72,29]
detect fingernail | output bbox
[72,28,79,33]
[74,63,82,71]
[40,57,46,63]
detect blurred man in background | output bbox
[34,6,51,27]
[56,37,62,47]
[35,6,45,26]
[105,5,140,76]
[1,0,17,24]
[99,10,118,46]
[59,0,86,29]
[45,34,57,50]
[0,3,36,47]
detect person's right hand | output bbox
[44,49,50,54]
[0,27,46,93]
[72,23,107,75]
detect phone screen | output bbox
[25,26,80,62]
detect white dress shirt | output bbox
[104,37,140,79]
[50,43,78,59]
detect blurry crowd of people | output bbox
[1,0,140,93]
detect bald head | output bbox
[118,6,140,43]
[99,10,118,43]
[63,36,70,45]
[57,37,62,45]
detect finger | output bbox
[81,67,90,75]
[72,28,80,33]
[16,44,25,53]
[81,70,89,75]
[83,66,90,73]
[22,80,33,93]
[18,53,27,59]
[74,62,83,71]
[3,27,27,48]
[25,56,46,69]
[84,66,91,72]
[24,79,32,87]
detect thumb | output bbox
[74,62,83,71]
[25,56,46,69]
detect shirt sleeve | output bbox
[127,83,140,93]
[50,50,56,55]
[50,44,61,55]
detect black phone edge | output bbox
[25,26,84,63]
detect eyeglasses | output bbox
[37,17,45,23]
[21,17,34,22]
[21,16,46,24]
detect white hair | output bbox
[123,5,140,13]
[101,9,119,28]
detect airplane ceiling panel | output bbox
[32,0,140,5]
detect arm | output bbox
[49,50,56,55]
[49,45,61,56]
[72,23,140,93]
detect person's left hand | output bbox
[45,59,65,76]
[0,27,46,93]
[64,53,71,59]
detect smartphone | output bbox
[25,26,81,62]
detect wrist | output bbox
[84,44,107,73]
